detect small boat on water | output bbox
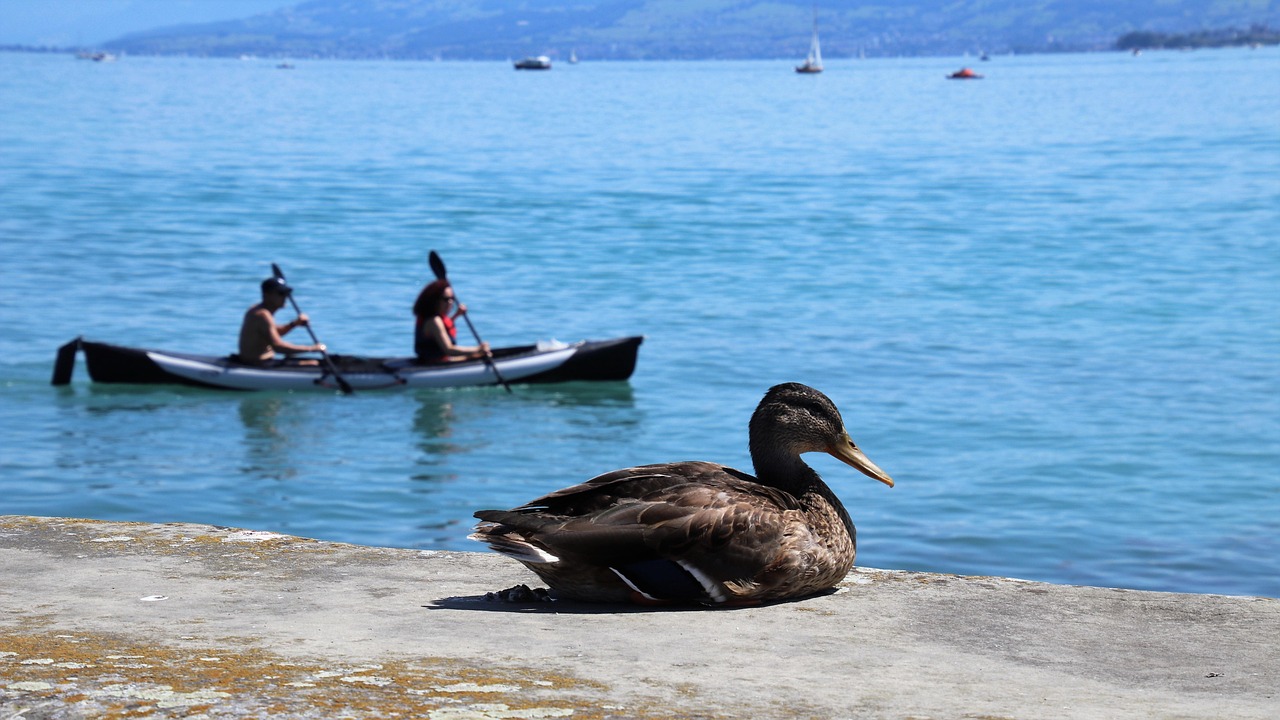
[947,67,983,79]
[76,51,117,62]
[795,11,824,74]
[51,336,642,392]
[514,56,552,70]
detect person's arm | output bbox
[267,312,323,355]
[428,316,488,359]
[276,313,309,338]
[450,305,491,358]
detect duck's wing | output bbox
[473,462,803,603]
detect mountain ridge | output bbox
[100,0,1280,60]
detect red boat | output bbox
[948,67,982,80]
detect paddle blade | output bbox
[271,263,285,281]
[429,251,447,280]
[334,373,354,395]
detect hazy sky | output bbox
[0,0,300,46]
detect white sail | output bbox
[808,28,822,66]
[796,8,823,72]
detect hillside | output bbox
[102,0,1280,60]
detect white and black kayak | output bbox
[51,336,643,391]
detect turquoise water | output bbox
[2,49,1278,597]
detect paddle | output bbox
[270,263,354,395]
[428,250,512,393]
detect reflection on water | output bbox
[27,377,652,552]
[239,396,286,438]
[514,381,638,408]
[409,382,641,493]
[237,395,298,480]
[407,381,643,547]
[79,383,211,415]
[411,394,464,485]
[408,382,638,484]
[413,394,461,442]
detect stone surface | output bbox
[1,515,1276,719]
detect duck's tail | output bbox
[469,514,561,563]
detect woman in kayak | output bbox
[413,279,490,363]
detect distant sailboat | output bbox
[569,49,579,64]
[795,10,823,74]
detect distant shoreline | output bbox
[4,24,1278,62]
[3,43,1276,63]
[1116,25,1279,50]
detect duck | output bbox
[469,383,895,605]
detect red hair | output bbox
[413,279,450,318]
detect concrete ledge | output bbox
[1,515,1276,719]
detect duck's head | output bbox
[749,383,894,488]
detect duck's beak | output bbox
[830,434,895,487]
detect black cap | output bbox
[261,277,292,295]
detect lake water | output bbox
[2,48,1277,598]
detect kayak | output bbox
[52,336,643,391]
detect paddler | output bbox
[236,277,325,366]
[412,279,490,363]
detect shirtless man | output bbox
[237,277,325,366]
